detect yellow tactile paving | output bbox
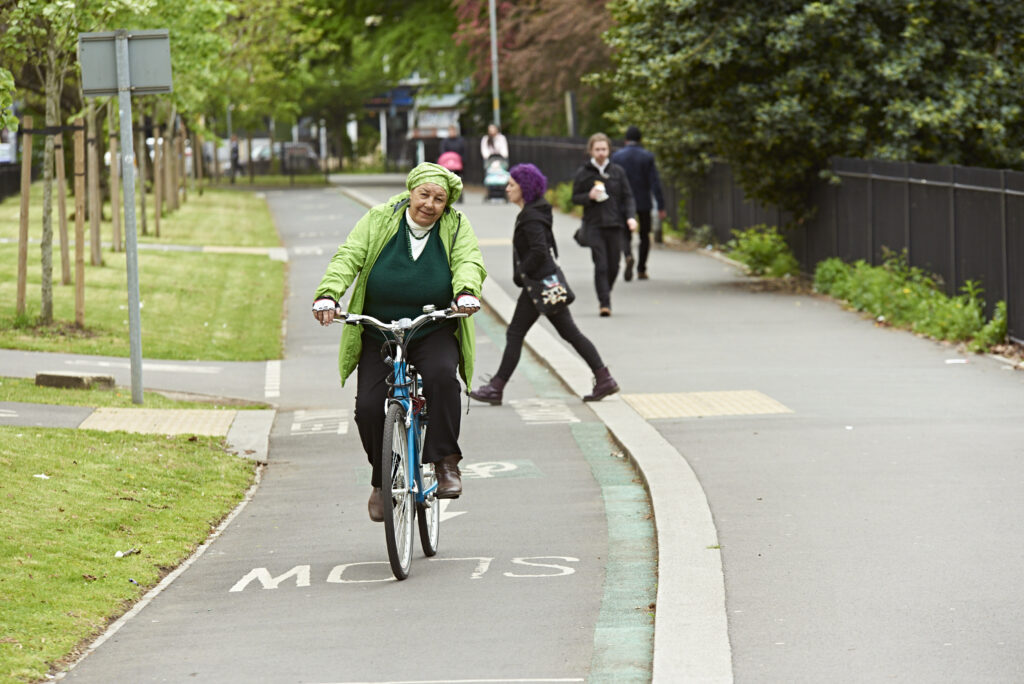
[622,391,793,419]
[79,408,237,435]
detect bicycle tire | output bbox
[417,434,440,557]
[382,403,415,579]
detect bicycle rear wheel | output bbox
[417,451,440,557]
[381,403,415,579]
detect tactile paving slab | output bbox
[78,408,237,435]
[622,390,793,419]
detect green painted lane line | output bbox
[573,422,656,682]
[475,307,656,680]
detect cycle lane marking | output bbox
[313,678,582,683]
[228,556,581,589]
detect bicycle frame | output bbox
[335,307,466,504]
[385,338,434,505]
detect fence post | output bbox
[903,163,910,263]
[16,116,32,317]
[949,167,958,292]
[73,117,86,327]
[135,121,148,237]
[867,163,874,264]
[1001,170,1009,308]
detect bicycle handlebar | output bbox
[332,307,467,335]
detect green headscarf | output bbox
[406,162,462,206]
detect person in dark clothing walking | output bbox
[470,163,620,405]
[572,132,638,316]
[611,125,666,281]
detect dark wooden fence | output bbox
[0,163,19,203]
[687,158,1024,344]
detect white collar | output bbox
[405,208,434,232]
[591,158,610,175]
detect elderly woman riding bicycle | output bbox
[312,163,487,521]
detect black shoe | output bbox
[638,270,649,280]
[584,366,620,402]
[624,256,635,282]
[469,376,506,405]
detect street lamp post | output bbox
[488,0,501,128]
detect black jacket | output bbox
[611,143,665,213]
[440,136,467,159]
[512,198,558,288]
[571,160,637,229]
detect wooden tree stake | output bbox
[16,116,32,317]
[54,137,71,285]
[73,118,86,327]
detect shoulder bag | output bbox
[520,247,575,315]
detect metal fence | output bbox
[0,163,19,203]
[687,157,1024,343]
[411,134,590,188]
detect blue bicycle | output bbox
[335,305,466,580]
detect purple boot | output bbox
[583,367,619,402]
[469,376,507,405]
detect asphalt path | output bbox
[18,175,1024,682]
[61,186,657,682]
[343,183,1024,682]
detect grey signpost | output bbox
[79,29,172,404]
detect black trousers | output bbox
[589,225,622,308]
[355,325,462,488]
[496,289,604,380]
[623,211,653,273]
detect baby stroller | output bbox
[483,154,510,202]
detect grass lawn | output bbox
[0,377,267,409]
[0,426,256,683]
[0,183,285,360]
[0,183,281,248]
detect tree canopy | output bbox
[605,0,1024,214]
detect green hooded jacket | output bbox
[314,191,487,388]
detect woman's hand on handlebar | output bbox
[452,293,480,316]
[312,298,337,326]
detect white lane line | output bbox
[290,409,348,435]
[0,409,18,418]
[314,678,583,683]
[64,359,222,374]
[265,360,281,398]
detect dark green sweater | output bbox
[362,215,453,342]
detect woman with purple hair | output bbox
[470,163,619,405]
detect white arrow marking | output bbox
[439,498,466,522]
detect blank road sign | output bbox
[79,30,173,96]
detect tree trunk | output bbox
[164,105,177,211]
[39,47,61,325]
[107,101,122,252]
[136,110,148,236]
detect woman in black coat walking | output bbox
[470,163,619,405]
[572,132,638,316]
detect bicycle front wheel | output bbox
[381,403,415,580]
[417,452,440,557]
